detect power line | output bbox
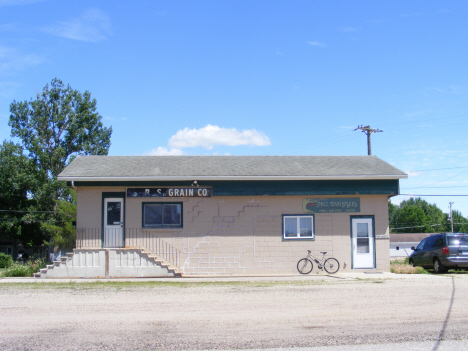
[0,210,75,214]
[0,218,75,223]
[379,114,468,128]
[390,223,468,230]
[402,186,468,189]
[408,166,468,172]
[399,194,468,197]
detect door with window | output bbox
[351,217,375,269]
[104,198,124,248]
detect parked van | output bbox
[409,233,468,273]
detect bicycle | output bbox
[297,250,340,274]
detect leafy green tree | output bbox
[388,201,399,227]
[9,78,112,180]
[393,205,429,233]
[0,141,45,257]
[7,78,112,252]
[451,210,468,233]
[398,198,447,233]
[42,189,77,250]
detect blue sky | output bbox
[1,0,468,217]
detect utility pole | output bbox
[354,125,383,155]
[449,202,454,232]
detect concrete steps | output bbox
[34,249,183,278]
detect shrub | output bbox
[390,263,426,274]
[2,263,32,277]
[0,253,13,268]
[28,257,47,274]
[390,258,426,274]
[1,257,48,277]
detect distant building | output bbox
[390,233,431,258]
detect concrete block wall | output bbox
[77,187,391,275]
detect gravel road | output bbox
[0,275,467,350]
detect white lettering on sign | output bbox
[167,188,210,197]
[127,187,212,197]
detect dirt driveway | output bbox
[0,274,467,350]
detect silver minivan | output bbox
[409,233,468,273]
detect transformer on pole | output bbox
[354,125,383,155]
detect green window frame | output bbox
[142,202,183,228]
[282,215,315,240]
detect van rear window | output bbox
[447,235,468,246]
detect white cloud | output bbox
[43,8,111,43]
[0,81,21,99]
[168,125,271,150]
[405,171,422,177]
[307,41,326,47]
[425,86,461,94]
[0,0,43,7]
[0,45,44,72]
[146,147,184,156]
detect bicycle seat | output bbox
[320,252,327,254]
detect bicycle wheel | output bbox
[297,258,313,274]
[324,258,340,274]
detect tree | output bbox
[0,141,45,257]
[7,78,112,253]
[451,210,468,233]
[42,188,77,250]
[398,198,447,233]
[388,201,399,227]
[393,206,428,233]
[9,78,112,180]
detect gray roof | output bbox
[58,155,407,181]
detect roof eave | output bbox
[58,175,408,182]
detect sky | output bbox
[1,0,468,217]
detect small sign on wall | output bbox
[303,198,360,213]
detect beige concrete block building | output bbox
[53,155,407,277]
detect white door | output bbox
[351,217,375,269]
[104,198,124,248]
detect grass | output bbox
[390,257,468,274]
[390,257,428,274]
[0,279,335,290]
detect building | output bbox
[390,233,430,258]
[36,155,407,278]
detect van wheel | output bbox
[433,258,446,274]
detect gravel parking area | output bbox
[0,274,467,350]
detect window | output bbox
[434,236,444,247]
[416,238,426,250]
[143,203,182,228]
[283,215,314,240]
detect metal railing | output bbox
[75,228,181,268]
[126,228,180,268]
